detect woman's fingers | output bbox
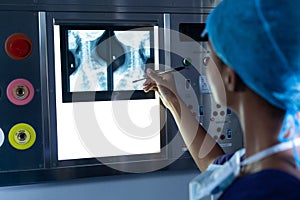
[143,68,176,95]
[143,76,155,92]
[146,68,163,84]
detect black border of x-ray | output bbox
[60,25,156,103]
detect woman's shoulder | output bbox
[220,169,300,199]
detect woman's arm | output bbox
[143,69,224,171]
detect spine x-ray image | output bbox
[67,27,154,92]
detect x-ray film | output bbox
[59,26,157,102]
[66,27,155,92]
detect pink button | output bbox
[7,79,34,106]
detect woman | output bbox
[143,0,300,199]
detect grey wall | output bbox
[0,169,199,200]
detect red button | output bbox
[220,135,226,140]
[10,39,30,57]
[5,33,32,60]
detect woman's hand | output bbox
[143,68,179,110]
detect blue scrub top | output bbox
[214,154,300,199]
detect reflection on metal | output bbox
[163,13,171,69]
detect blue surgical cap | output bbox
[206,0,300,166]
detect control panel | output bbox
[0,11,44,172]
[169,14,243,156]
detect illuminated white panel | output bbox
[54,25,161,161]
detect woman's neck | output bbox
[237,89,284,156]
[236,88,300,177]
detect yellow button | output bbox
[8,123,36,150]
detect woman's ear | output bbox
[222,66,245,92]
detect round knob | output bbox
[0,128,4,148]
[182,57,192,66]
[203,56,210,66]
